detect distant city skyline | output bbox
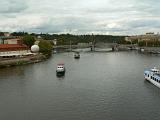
[0,0,160,35]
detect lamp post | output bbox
[53,39,57,53]
[70,40,72,52]
[53,39,57,46]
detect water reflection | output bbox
[57,75,65,80]
[0,66,26,79]
[0,52,160,120]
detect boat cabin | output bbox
[74,52,80,59]
[56,63,65,76]
[151,67,159,74]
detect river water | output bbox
[0,51,160,120]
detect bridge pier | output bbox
[90,45,95,51]
[112,47,115,51]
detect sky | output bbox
[0,0,160,35]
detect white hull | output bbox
[145,76,160,88]
[56,63,65,76]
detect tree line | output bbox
[8,32,126,45]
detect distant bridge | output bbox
[94,43,118,48]
[53,44,90,49]
[53,43,118,52]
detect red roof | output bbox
[0,44,29,52]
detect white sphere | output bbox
[31,45,39,53]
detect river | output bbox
[0,51,160,120]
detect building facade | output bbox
[0,34,32,58]
[125,33,160,43]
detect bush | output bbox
[38,40,53,57]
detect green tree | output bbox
[22,35,35,47]
[138,41,146,47]
[38,40,53,57]
[0,32,4,36]
[12,32,28,36]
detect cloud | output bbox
[0,0,160,35]
[0,0,28,14]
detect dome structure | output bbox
[31,45,39,53]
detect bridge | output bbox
[53,43,118,52]
[117,44,138,50]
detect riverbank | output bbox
[116,44,160,54]
[0,54,47,68]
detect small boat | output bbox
[74,52,80,59]
[56,63,65,76]
[144,67,160,88]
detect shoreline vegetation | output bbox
[10,32,126,45]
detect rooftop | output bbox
[0,44,27,49]
[0,44,29,52]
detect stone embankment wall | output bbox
[139,47,160,54]
[0,54,46,68]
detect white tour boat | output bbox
[144,67,160,88]
[56,63,65,76]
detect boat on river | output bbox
[144,67,160,88]
[74,52,80,59]
[56,63,65,76]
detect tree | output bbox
[38,40,53,56]
[22,35,35,47]
[138,41,146,47]
[0,32,4,36]
[11,32,28,36]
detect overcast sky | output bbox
[0,0,160,35]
